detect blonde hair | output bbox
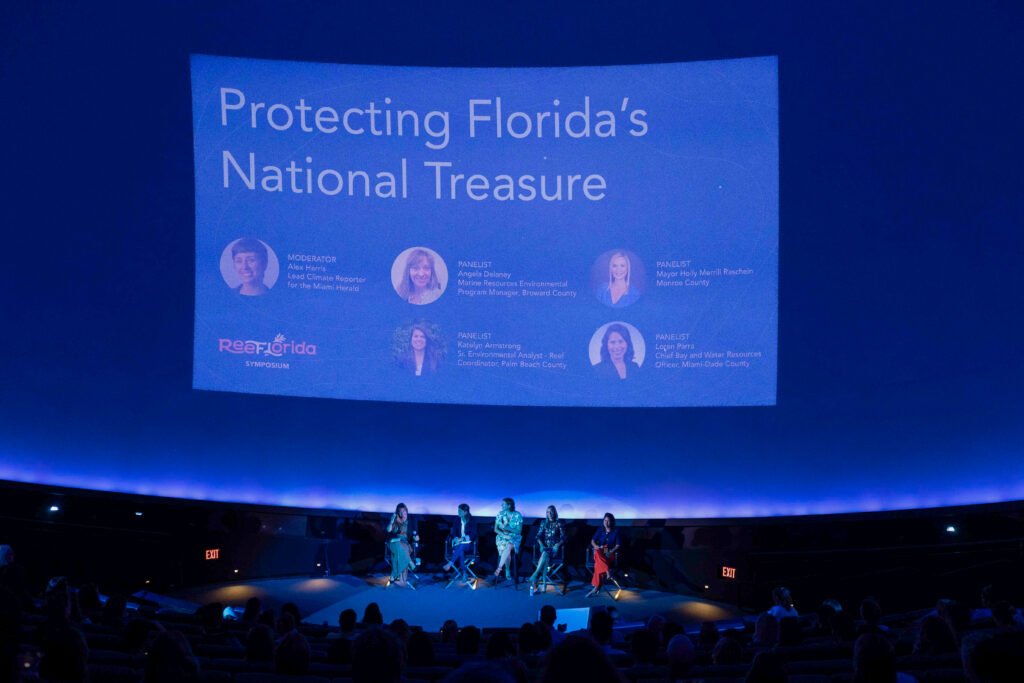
[607,251,631,287]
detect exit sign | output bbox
[721,565,737,579]
[205,548,220,560]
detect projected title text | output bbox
[218,88,650,202]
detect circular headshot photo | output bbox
[591,249,645,308]
[391,247,448,305]
[393,319,446,376]
[220,238,280,296]
[589,322,646,380]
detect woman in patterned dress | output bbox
[529,505,566,594]
[492,497,523,583]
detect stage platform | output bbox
[168,573,745,632]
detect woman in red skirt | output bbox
[587,513,621,597]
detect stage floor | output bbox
[168,573,744,631]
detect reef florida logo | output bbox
[218,333,317,356]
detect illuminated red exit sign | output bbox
[721,565,736,579]
[205,548,220,560]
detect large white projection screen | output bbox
[192,55,778,408]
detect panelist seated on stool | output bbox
[385,503,419,589]
[586,512,621,598]
[529,505,567,596]
[442,503,478,585]
[492,497,523,585]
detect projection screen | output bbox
[191,55,778,407]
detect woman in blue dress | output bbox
[597,251,640,308]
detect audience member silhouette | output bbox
[991,601,1016,628]
[339,607,358,635]
[257,609,275,629]
[274,631,312,675]
[352,628,404,683]
[241,596,261,624]
[144,631,198,683]
[280,601,302,624]
[122,618,162,654]
[914,614,957,656]
[245,624,275,662]
[831,610,858,643]
[666,633,695,679]
[713,633,744,665]
[778,616,803,646]
[0,587,23,683]
[962,631,1024,683]
[700,620,720,647]
[858,597,888,636]
[39,623,88,683]
[77,582,102,612]
[537,605,564,647]
[101,593,127,631]
[327,633,352,665]
[746,650,788,683]
[517,622,541,656]
[533,620,552,652]
[540,634,625,683]
[444,661,516,683]
[487,632,515,659]
[769,587,798,619]
[852,633,900,683]
[590,609,624,655]
[753,613,779,646]
[388,617,411,645]
[0,546,31,610]
[661,621,684,646]
[629,628,659,665]
[407,629,435,666]
[457,625,482,655]
[941,600,973,641]
[811,602,837,636]
[275,612,296,638]
[197,602,241,647]
[362,602,383,626]
[441,619,459,644]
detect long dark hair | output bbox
[391,503,408,533]
[599,323,635,363]
[603,512,616,529]
[406,323,439,372]
[503,497,515,512]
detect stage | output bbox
[166,573,744,632]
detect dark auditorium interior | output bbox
[3,2,1024,683]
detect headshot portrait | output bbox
[393,320,446,376]
[220,238,280,296]
[391,247,448,305]
[591,249,645,308]
[589,322,646,380]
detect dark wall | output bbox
[2,0,1024,518]
[5,482,1023,615]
